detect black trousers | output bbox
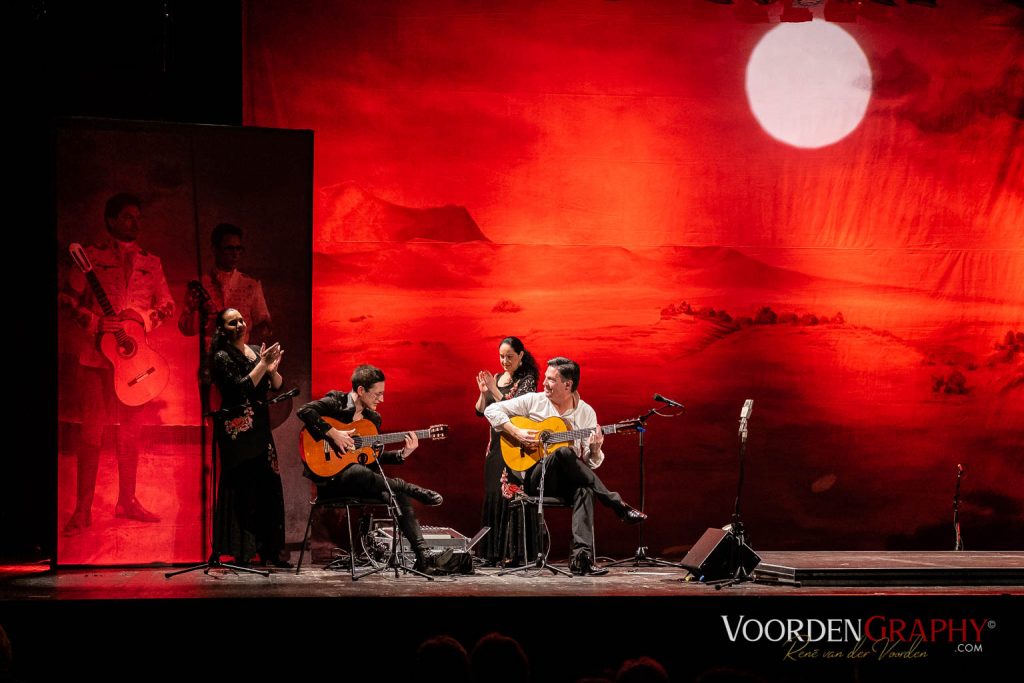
[319,464,428,555]
[526,447,628,559]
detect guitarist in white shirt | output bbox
[484,357,647,575]
[59,193,174,536]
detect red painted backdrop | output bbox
[245,0,1022,554]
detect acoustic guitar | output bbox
[499,416,640,472]
[68,243,170,406]
[299,416,448,478]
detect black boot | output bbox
[414,547,454,575]
[411,486,443,506]
[392,478,443,506]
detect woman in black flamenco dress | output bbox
[209,307,289,567]
[475,336,539,566]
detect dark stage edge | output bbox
[752,550,1024,587]
[2,552,1022,682]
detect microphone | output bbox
[653,393,685,409]
[738,399,753,440]
[268,387,300,404]
[203,388,299,419]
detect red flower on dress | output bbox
[225,405,254,440]
[500,468,523,500]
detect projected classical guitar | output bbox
[68,243,170,407]
[500,416,640,472]
[299,417,449,478]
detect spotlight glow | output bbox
[745,22,872,149]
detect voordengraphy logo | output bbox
[722,616,861,643]
[720,615,996,661]
[863,616,992,643]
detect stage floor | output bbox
[2,550,1021,599]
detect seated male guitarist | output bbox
[297,364,451,573]
[484,357,647,576]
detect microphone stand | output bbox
[499,449,572,577]
[707,401,758,589]
[351,443,433,581]
[953,465,965,551]
[608,405,684,569]
[731,408,750,553]
[194,286,216,566]
[165,389,299,579]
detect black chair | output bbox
[295,492,391,580]
[499,493,593,577]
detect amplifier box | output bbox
[369,522,489,554]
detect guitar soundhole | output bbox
[357,453,368,465]
[119,338,137,358]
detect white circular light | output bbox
[745,22,871,149]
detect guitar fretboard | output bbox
[85,269,134,346]
[85,271,118,318]
[353,429,435,447]
[540,424,624,444]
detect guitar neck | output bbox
[85,271,118,318]
[542,424,622,444]
[355,429,433,447]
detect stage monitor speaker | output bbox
[680,527,761,581]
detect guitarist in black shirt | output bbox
[297,364,450,574]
